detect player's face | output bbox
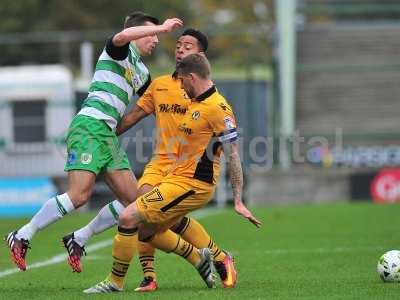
[134,21,159,56]
[178,74,196,99]
[175,35,201,63]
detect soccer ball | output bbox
[377,250,400,282]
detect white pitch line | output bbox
[0,207,220,279]
[261,245,386,255]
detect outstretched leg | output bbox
[5,170,95,271]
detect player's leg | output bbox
[135,179,236,290]
[5,170,96,270]
[171,216,237,288]
[135,183,158,292]
[134,183,216,287]
[74,132,138,247]
[147,228,215,288]
[63,168,138,272]
[84,200,144,293]
[77,168,138,242]
[71,199,124,249]
[62,119,136,272]
[63,170,135,256]
[84,183,215,293]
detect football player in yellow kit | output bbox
[84,53,261,294]
[118,29,237,292]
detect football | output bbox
[377,250,400,282]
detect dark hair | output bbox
[181,28,208,52]
[124,12,159,28]
[176,53,210,79]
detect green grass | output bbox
[0,203,399,299]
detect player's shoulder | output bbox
[149,74,180,92]
[207,91,234,114]
[152,74,176,85]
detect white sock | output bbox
[74,200,124,247]
[16,193,75,241]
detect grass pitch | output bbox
[0,202,399,299]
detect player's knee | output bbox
[118,206,139,228]
[170,216,190,235]
[138,223,158,242]
[138,184,153,197]
[118,189,137,207]
[118,196,134,207]
[67,190,91,208]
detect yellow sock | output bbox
[177,217,226,262]
[108,227,138,289]
[150,229,201,266]
[138,241,156,279]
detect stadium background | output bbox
[0,0,399,211]
[1,1,400,299]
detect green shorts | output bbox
[64,115,131,175]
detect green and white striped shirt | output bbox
[78,39,150,130]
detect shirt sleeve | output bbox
[105,35,129,60]
[136,80,155,114]
[209,103,238,144]
[137,75,151,97]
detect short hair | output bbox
[180,28,208,52]
[124,12,160,28]
[176,53,211,79]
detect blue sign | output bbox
[0,177,57,217]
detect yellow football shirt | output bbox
[172,85,238,185]
[136,74,189,157]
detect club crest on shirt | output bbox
[125,68,133,82]
[224,116,235,130]
[192,111,200,120]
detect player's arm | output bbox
[116,77,156,135]
[116,104,149,136]
[222,140,262,228]
[113,18,183,46]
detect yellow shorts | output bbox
[138,156,176,188]
[136,174,215,228]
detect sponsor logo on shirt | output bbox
[158,104,187,115]
[178,123,192,135]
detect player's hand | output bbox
[234,201,262,228]
[161,18,183,33]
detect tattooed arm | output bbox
[222,141,262,228]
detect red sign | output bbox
[371,169,400,203]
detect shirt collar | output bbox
[129,43,141,60]
[196,85,216,101]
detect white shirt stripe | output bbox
[91,70,133,99]
[88,91,127,116]
[78,107,118,130]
